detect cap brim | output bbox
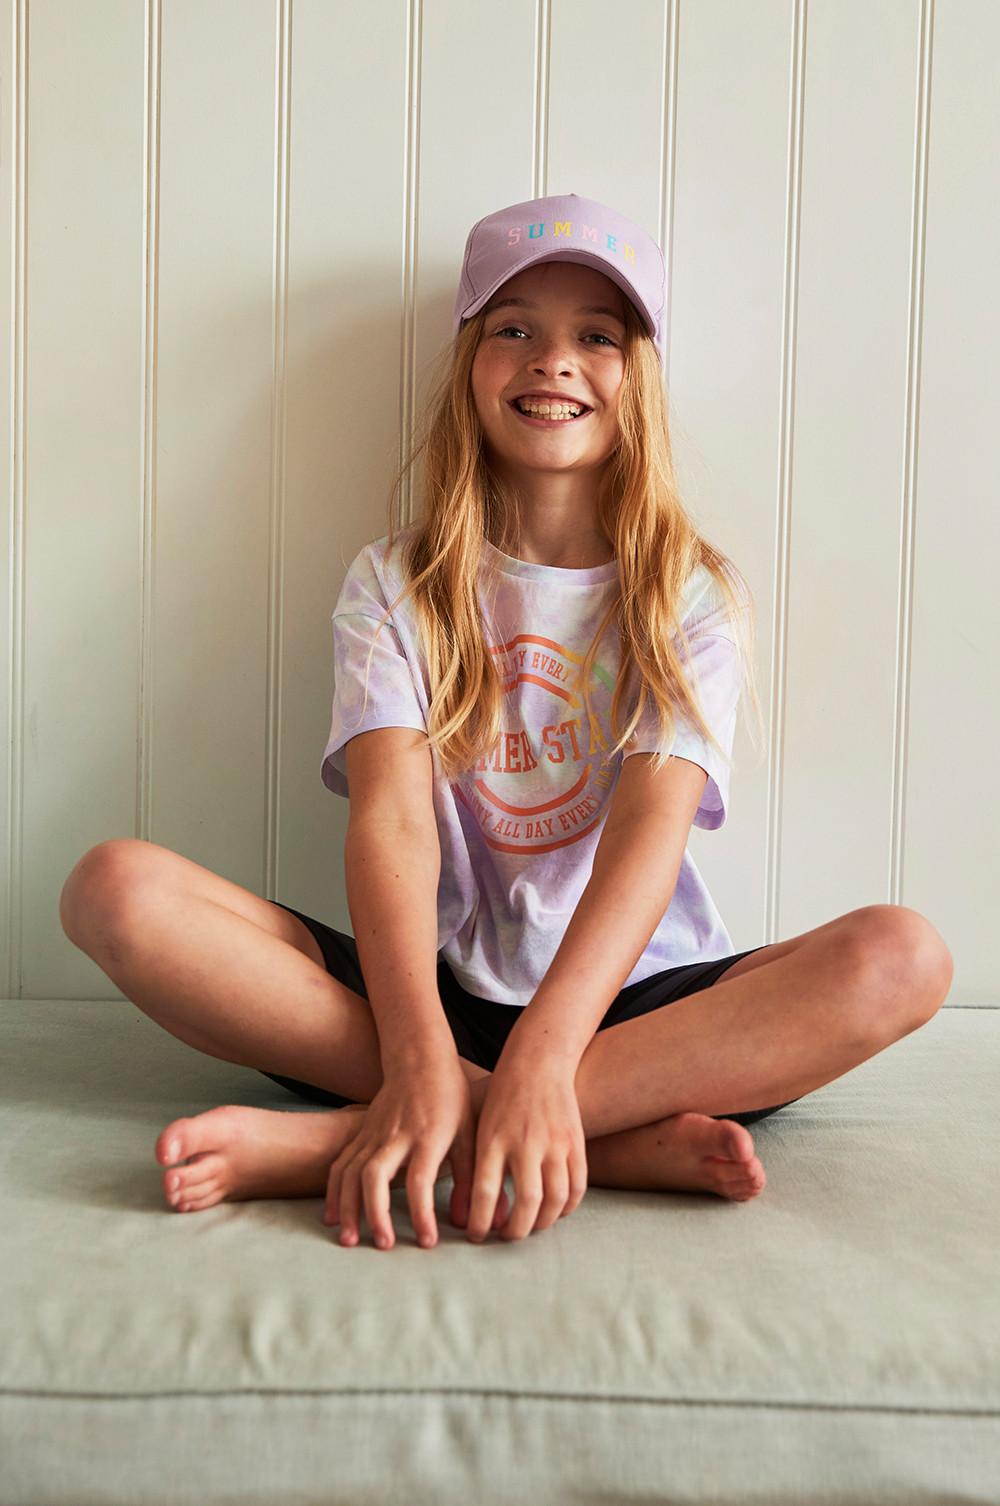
[460,248,658,344]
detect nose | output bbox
[524,331,581,371]
[530,347,576,375]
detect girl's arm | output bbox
[343,728,455,1071]
[499,753,709,1071]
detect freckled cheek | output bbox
[471,378,509,428]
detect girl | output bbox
[59,192,953,1253]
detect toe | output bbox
[156,1106,241,1166]
[175,1186,224,1212]
[719,1164,766,1200]
[709,1119,756,1164]
[717,1155,765,1183]
[177,1151,224,1185]
[167,1166,224,1202]
[728,1181,765,1202]
[156,1116,198,1166]
[164,1152,227,1204]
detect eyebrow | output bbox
[485,295,626,326]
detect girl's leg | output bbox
[56,840,769,1212]
[150,902,950,1226]
[59,842,951,1219]
[559,904,953,1142]
[60,839,408,1106]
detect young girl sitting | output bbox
[59,192,953,1253]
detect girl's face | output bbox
[470,262,627,484]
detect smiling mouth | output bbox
[507,400,594,428]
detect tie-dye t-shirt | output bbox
[320,525,747,1009]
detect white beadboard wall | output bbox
[2,0,997,1005]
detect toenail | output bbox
[169,1175,179,1192]
[168,1140,180,1161]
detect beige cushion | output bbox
[1,1000,998,1504]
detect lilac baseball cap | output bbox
[453,191,667,367]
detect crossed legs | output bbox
[59,840,953,1223]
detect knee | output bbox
[842,904,954,1030]
[59,838,162,945]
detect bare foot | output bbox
[154,1103,764,1228]
[586,1110,767,1201]
[156,1104,368,1211]
[153,1104,507,1225]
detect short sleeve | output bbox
[622,575,746,830]
[320,609,428,798]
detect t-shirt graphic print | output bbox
[456,615,620,857]
[321,525,746,1009]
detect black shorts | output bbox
[260,901,800,1129]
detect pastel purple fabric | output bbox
[321,526,747,1009]
[453,192,668,368]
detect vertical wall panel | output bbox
[153,2,278,900]
[782,1,920,932]
[1,0,16,993]
[667,1,792,947]
[547,0,667,228]
[282,0,410,922]
[907,0,1000,1005]
[22,0,145,998]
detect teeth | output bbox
[515,399,585,419]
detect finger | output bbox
[323,1157,343,1227]
[363,1149,401,1250]
[449,1176,470,1230]
[527,1161,570,1234]
[323,1127,363,1228]
[498,1153,544,1242]
[406,1150,442,1249]
[451,1174,509,1230]
[466,1146,506,1243]
[561,1146,589,1218]
[446,1128,477,1229]
[337,1157,364,1247]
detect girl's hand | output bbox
[323,1052,510,1250]
[323,1051,476,1250]
[465,1055,588,1243]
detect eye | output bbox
[493,325,617,346]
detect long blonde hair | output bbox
[356,296,765,787]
